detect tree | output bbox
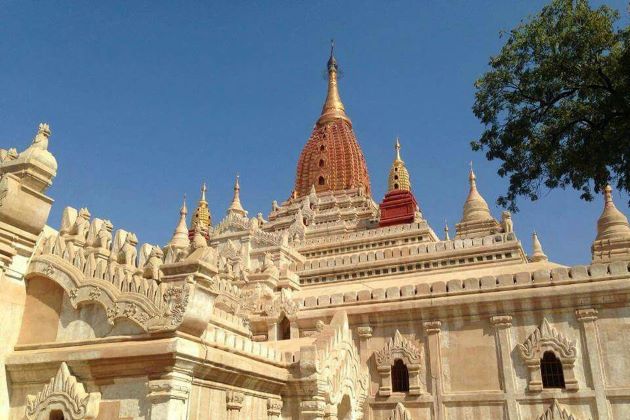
[472,0,630,211]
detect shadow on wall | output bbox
[18,276,143,346]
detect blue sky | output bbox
[1,1,628,265]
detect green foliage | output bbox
[473,0,630,211]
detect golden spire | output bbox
[531,231,548,262]
[227,174,247,217]
[387,137,411,192]
[596,184,630,240]
[461,162,492,222]
[317,40,352,127]
[190,182,211,233]
[168,194,190,248]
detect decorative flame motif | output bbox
[26,362,100,420]
[388,402,413,420]
[517,318,577,361]
[536,399,578,420]
[375,330,422,367]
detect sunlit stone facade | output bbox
[1,50,630,420]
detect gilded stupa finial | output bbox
[201,182,207,202]
[328,39,336,68]
[318,40,351,127]
[387,137,411,192]
[190,181,211,236]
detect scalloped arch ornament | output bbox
[537,399,579,420]
[28,256,189,332]
[375,330,423,396]
[517,318,579,392]
[388,402,413,420]
[25,362,100,420]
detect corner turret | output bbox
[455,164,500,239]
[227,175,247,218]
[189,182,212,240]
[379,138,421,227]
[591,185,630,262]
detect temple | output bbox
[1,47,630,420]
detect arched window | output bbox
[49,410,65,420]
[320,144,326,151]
[394,183,399,189]
[541,351,565,388]
[318,176,325,185]
[279,316,291,340]
[319,159,325,167]
[391,359,409,392]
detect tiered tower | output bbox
[379,138,420,227]
[189,182,211,239]
[592,184,630,262]
[293,43,371,198]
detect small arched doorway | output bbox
[391,359,410,392]
[49,410,65,420]
[337,394,352,420]
[278,316,291,340]
[541,351,565,388]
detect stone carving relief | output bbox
[0,175,8,207]
[501,211,513,233]
[25,362,100,420]
[262,287,299,320]
[118,232,138,266]
[375,330,423,396]
[66,208,91,242]
[261,252,279,277]
[388,402,413,420]
[28,207,229,334]
[226,390,244,420]
[267,398,283,419]
[142,246,163,280]
[537,399,578,420]
[298,311,369,420]
[238,283,274,316]
[517,318,578,392]
[94,219,113,250]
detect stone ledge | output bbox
[295,260,630,310]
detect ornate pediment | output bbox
[388,402,413,420]
[518,318,577,362]
[262,288,299,319]
[537,399,578,420]
[375,330,422,367]
[213,212,251,236]
[251,229,282,247]
[26,362,100,420]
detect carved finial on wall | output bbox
[387,402,413,420]
[530,231,548,262]
[25,362,101,420]
[536,399,578,420]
